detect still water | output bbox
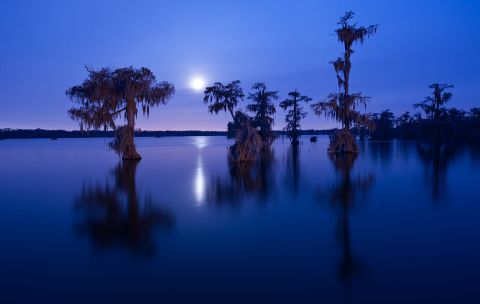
[0,136,479,303]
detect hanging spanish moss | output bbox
[66,66,175,160]
[228,121,263,163]
[312,11,377,154]
[203,81,275,162]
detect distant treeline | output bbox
[0,128,335,140]
[366,108,480,143]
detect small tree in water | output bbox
[312,11,377,153]
[280,90,311,145]
[66,66,175,160]
[247,83,279,144]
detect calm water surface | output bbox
[1,136,479,303]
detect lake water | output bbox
[1,136,479,303]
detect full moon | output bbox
[191,77,206,91]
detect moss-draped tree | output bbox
[203,80,247,139]
[280,90,311,145]
[203,80,262,162]
[66,66,175,160]
[203,80,244,120]
[312,11,377,153]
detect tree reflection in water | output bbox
[368,141,393,164]
[416,142,456,203]
[208,148,275,206]
[320,153,374,281]
[74,160,174,256]
[285,144,300,196]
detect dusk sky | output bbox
[1,0,479,131]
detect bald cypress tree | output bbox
[66,66,175,160]
[312,11,377,153]
[203,80,262,162]
[280,90,311,145]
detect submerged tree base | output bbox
[123,153,142,161]
[110,126,142,160]
[229,123,263,162]
[328,129,358,154]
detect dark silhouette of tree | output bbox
[280,90,311,145]
[74,160,174,256]
[66,66,175,160]
[247,83,279,144]
[228,110,251,139]
[471,108,480,119]
[312,11,377,154]
[395,111,417,140]
[370,110,395,140]
[415,83,454,121]
[203,80,244,120]
[362,104,480,144]
[413,83,454,144]
[470,108,480,142]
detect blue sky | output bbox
[0,0,479,130]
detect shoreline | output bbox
[0,129,335,140]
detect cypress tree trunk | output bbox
[292,95,299,145]
[229,123,262,162]
[328,43,358,154]
[123,100,141,160]
[328,128,357,154]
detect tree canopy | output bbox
[203,80,244,120]
[67,66,175,131]
[247,82,278,143]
